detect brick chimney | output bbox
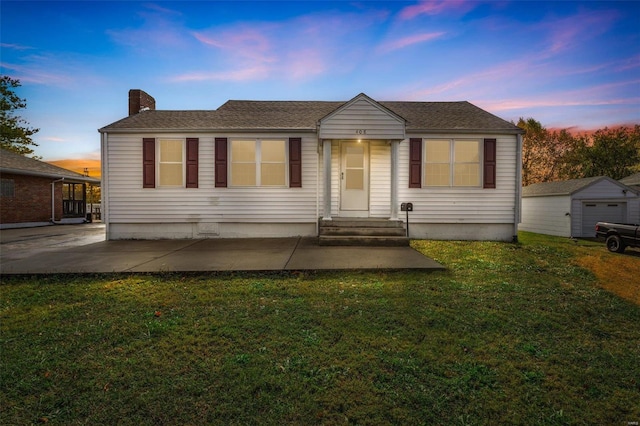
[128,89,156,116]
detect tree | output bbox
[1,76,39,156]
[563,126,640,180]
[518,117,575,186]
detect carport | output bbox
[520,176,640,238]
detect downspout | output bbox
[316,124,321,236]
[514,133,523,242]
[51,178,65,224]
[101,132,109,240]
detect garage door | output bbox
[581,202,626,237]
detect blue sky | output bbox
[1,0,639,161]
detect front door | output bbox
[340,141,369,216]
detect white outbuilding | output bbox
[520,176,640,238]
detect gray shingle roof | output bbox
[620,172,640,186]
[99,98,522,134]
[0,149,100,184]
[522,176,632,197]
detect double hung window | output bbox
[158,139,184,187]
[143,138,198,189]
[230,139,286,187]
[424,139,480,187]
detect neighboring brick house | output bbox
[0,149,100,228]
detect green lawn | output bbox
[1,232,639,425]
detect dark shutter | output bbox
[409,138,422,188]
[215,137,228,188]
[483,138,497,189]
[186,138,199,188]
[289,137,302,188]
[143,138,155,188]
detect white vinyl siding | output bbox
[520,195,572,237]
[319,97,404,140]
[399,134,518,224]
[104,133,318,226]
[370,141,391,218]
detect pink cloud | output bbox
[170,65,271,82]
[192,28,274,63]
[378,32,445,53]
[479,79,640,112]
[398,0,477,20]
[539,9,619,57]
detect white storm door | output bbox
[340,142,369,213]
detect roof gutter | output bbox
[98,127,318,134]
[409,128,525,135]
[0,167,100,184]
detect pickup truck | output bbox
[595,222,640,253]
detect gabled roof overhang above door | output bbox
[318,93,406,140]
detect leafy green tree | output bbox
[563,126,640,180]
[1,76,39,156]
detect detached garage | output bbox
[520,176,639,238]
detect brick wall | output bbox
[128,89,156,116]
[0,173,63,224]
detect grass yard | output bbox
[1,232,639,425]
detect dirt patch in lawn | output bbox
[574,249,640,305]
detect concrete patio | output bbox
[0,224,444,274]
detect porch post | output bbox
[322,139,332,220]
[390,140,399,220]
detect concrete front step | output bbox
[320,227,407,237]
[319,218,404,228]
[318,235,410,247]
[318,218,408,246]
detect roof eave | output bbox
[100,127,318,134]
[408,127,524,135]
[1,167,101,184]
[522,192,570,197]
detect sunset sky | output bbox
[1,0,639,161]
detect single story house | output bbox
[0,148,101,228]
[620,172,640,192]
[519,176,640,238]
[98,90,524,242]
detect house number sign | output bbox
[355,129,367,135]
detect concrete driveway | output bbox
[0,223,444,274]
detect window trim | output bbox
[229,138,289,188]
[423,138,482,188]
[157,138,186,188]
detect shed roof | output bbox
[620,172,640,186]
[99,98,522,134]
[0,149,100,184]
[522,176,637,197]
